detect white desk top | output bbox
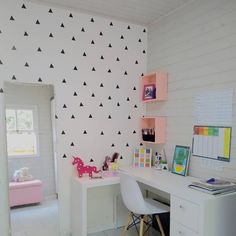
[119,166,216,202]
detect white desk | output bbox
[71,176,120,236]
[71,167,236,236]
[120,166,236,236]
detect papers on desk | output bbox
[188,179,236,195]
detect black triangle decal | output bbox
[61,49,65,54]
[120,35,124,39]
[99,103,103,107]
[83,130,87,134]
[60,23,65,28]
[91,93,95,97]
[141,73,144,76]
[127,25,131,30]
[99,31,103,36]
[49,33,53,37]
[55,115,58,119]
[81,27,85,32]
[49,9,53,13]
[80,102,83,107]
[74,66,78,70]
[37,47,42,52]
[138,39,142,42]
[91,40,95,44]
[140,143,143,146]
[124,71,128,75]
[116,85,119,89]
[108,69,111,73]
[118,131,121,135]
[120,156,123,160]
[69,13,73,18]
[72,36,76,41]
[126,143,129,147]
[22,4,26,9]
[135,60,138,64]
[0,88,3,93]
[110,22,113,26]
[62,79,66,83]
[89,114,92,118]
[71,142,74,146]
[100,83,104,87]
[71,115,75,119]
[126,97,130,101]
[63,154,67,158]
[133,86,136,90]
[90,158,94,162]
[24,32,29,36]
[100,55,104,60]
[116,57,120,61]
[36,20,40,24]
[108,43,112,48]
[108,96,112,100]
[12,75,16,80]
[125,46,128,50]
[90,18,94,22]
[133,130,136,134]
[117,102,120,107]
[143,28,146,33]
[134,104,138,108]
[61,130,65,135]
[50,64,54,68]
[101,131,104,135]
[63,104,67,108]
[108,115,111,119]
[10,16,15,21]
[0,60,2,65]
[111,144,115,147]
[92,67,96,71]
[143,50,146,54]
[38,77,42,82]
[73,92,77,96]
[12,45,16,50]
[24,62,29,67]
[83,81,87,86]
[128,116,131,119]
[83,52,86,56]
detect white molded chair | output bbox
[120,172,170,236]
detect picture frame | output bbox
[171,145,190,176]
[143,84,156,100]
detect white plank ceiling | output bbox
[27,0,193,25]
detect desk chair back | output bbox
[120,172,149,215]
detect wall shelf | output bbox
[140,72,168,102]
[140,116,166,144]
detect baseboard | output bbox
[87,223,116,234]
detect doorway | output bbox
[4,82,59,236]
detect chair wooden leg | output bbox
[121,212,133,236]
[143,215,148,235]
[155,215,165,236]
[139,216,144,236]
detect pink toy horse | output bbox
[72,157,100,177]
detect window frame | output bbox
[6,104,40,158]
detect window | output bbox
[6,106,39,157]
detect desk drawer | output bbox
[171,196,199,232]
[171,220,198,236]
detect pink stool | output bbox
[9,180,43,207]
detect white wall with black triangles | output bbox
[0,0,147,234]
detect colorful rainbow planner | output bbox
[133,148,152,168]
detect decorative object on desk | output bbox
[161,160,169,171]
[72,156,100,178]
[133,148,152,168]
[143,84,156,101]
[110,152,120,171]
[102,155,111,171]
[101,153,119,177]
[142,128,155,142]
[192,126,231,162]
[153,152,162,170]
[171,145,190,176]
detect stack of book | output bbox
[188,179,236,195]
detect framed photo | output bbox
[171,145,190,176]
[143,84,156,100]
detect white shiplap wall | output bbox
[5,83,55,197]
[147,0,236,180]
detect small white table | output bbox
[71,176,120,236]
